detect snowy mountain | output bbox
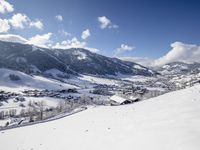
[157,62,200,75]
[0,41,157,76]
[1,84,200,150]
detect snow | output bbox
[1,85,200,150]
[44,69,65,77]
[15,57,27,63]
[78,75,120,86]
[160,63,190,75]
[0,118,11,127]
[109,95,127,103]
[0,97,62,115]
[134,65,146,70]
[119,75,156,82]
[30,65,41,73]
[0,68,77,93]
[147,87,166,91]
[162,64,170,69]
[73,51,87,60]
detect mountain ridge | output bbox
[0,40,157,77]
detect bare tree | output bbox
[9,109,17,117]
[38,101,46,120]
[20,109,26,117]
[0,111,5,119]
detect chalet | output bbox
[109,95,140,106]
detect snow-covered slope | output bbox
[78,74,120,86]
[1,85,200,150]
[0,68,77,93]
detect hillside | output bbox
[0,68,77,93]
[0,41,156,76]
[1,85,200,150]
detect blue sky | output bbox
[1,0,200,61]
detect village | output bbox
[0,74,185,130]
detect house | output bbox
[109,95,140,106]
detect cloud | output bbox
[153,42,200,67]
[120,57,154,67]
[0,0,14,14]
[84,47,99,53]
[0,19,10,33]
[98,16,110,29]
[55,15,63,22]
[29,20,44,30]
[117,44,135,53]
[28,33,52,48]
[53,37,86,49]
[81,29,90,40]
[0,33,52,48]
[0,34,28,44]
[58,29,71,37]
[9,13,29,29]
[53,37,99,53]
[97,16,118,29]
[0,33,99,53]
[8,13,44,30]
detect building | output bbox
[109,95,140,106]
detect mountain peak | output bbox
[0,41,157,76]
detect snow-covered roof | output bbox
[109,95,127,103]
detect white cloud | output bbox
[9,13,44,30]
[120,57,154,67]
[117,44,135,53]
[0,34,28,44]
[29,20,44,30]
[28,33,52,48]
[53,37,86,49]
[98,16,110,29]
[67,37,86,48]
[9,13,29,29]
[110,24,119,29]
[81,29,90,40]
[0,33,99,53]
[153,42,200,67]
[58,29,71,37]
[84,47,99,53]
[97,16,118,29]
[0,0,14,14]
[53,37,99,53]
[0,19,10,33]
[55,15,63,22]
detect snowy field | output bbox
[78,74,120,86]
[0,84,200,150]
[0,68,77,93]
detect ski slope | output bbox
[1,85,200,150]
